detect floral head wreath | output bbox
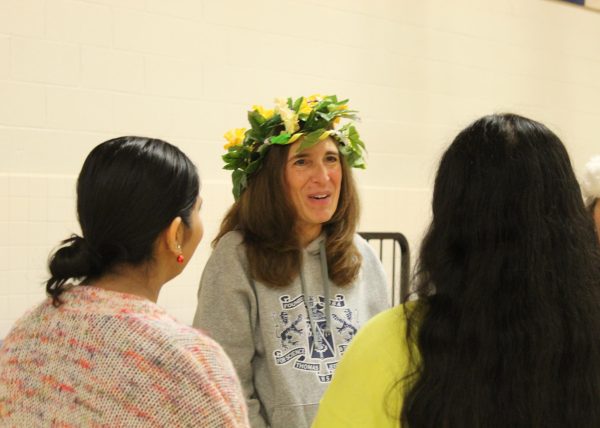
[222,94,366,199]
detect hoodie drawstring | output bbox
[299,239,332,344]
[299,267,318,342]
[318,240,331,335]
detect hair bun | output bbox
[48,235,104,281]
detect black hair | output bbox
[46,136,199,306]
[402,113,600,427]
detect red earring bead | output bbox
[176,254,184,264]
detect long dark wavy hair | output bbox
[215,140,361,287]
[401,114,600,427]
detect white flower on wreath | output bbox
[274,97,299,134]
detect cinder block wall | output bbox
[1,0,599,335]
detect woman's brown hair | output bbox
[214,140,361,287]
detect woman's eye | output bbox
[294,158,307,166]
[326,155,339,163]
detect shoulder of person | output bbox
[133,317,245,419]
[210,230,249,263]
[144,316,232,368]
[352,233,377,258]
[352,232,368,248]
[214,230,245,250]
[351,301,418,351]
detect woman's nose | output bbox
[311,162,330,183]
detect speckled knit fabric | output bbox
[0,286,249,427]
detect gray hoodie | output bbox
[193,231,389,428]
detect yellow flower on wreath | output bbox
[289,133,304,143]
[298,98,312,116]
[252,105,274,120]
[319,130,333,140]
[298,94,325,116]
[306,94,324,105]
[223,127,247,149]
[331,102,347,126]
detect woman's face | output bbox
[284,137,342,244]
[594,199,600,242]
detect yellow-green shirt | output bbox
[312,304,415,428]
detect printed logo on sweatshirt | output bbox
[272,294,358,383]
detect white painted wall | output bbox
[1,0,599,336]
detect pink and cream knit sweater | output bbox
[0,286,249,427]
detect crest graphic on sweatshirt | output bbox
[272,294,358,383]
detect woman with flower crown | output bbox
[193,95,389,428]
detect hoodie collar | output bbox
[304,232,326,255]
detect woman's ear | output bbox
[164,216,183,255]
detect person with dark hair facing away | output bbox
[313,113,600,428]
[0,137,249,427]
[581,155,600,242]
[193,95,388,428]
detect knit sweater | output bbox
[0,286,249,427]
